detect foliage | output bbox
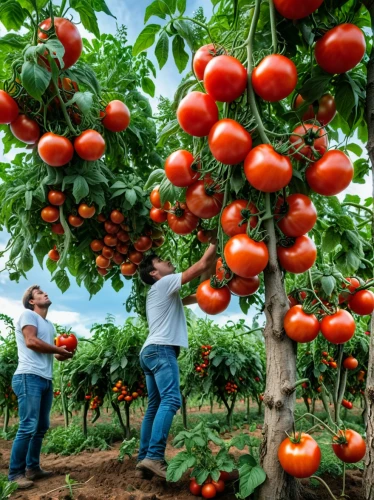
[118,437,139,462]
[0,315,18,427]
[0,474,18,500]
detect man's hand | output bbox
[54,346,73,361]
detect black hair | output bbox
[139,253,158,285]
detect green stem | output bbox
[59,0,67,17]
[294,378,310,389]
[342,202,373,215]
[342,462,346,497]
[334,345,344,423]
[294,412,338,437]
[3,406,9,433]
[268,0,278,53]
[320,388,336,429]
[310,476,338,500]
[51,77,76,135]
[180,17,213,42]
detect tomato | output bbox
[349,290,374,316]
[219,471,230,482]
[228,275,260,296]
[97,214,106,222]
[165,150,198,187]
[339,277,361,303]
[197,230,211,243]
[150,186,171,209]
[167,203,200,235]
[51,222,64,235]
[134,236,153,252]
[102,246,114,259]
[208,119,252,164]
[306,150,353,196]
[211,479,225,493]
[74,130,105,161]
[55,333,78,352]
[277,235,316,274]
[90,240,104,252]
[121,261,137,276]
[197,280,231,315]
[189,479,202,496]
[48,190,66,206]
[112,252,124,265]
[10,114,39,144]
[252,55,297,102]
[221,200,257,237]
[150,207,167,223]
[48,248,60,261]
[116,242,129,254]
[78,203,95,219]
[204,55,247,102]
[275,194,317,238]
[294,93,336,126]
[284,305,320,343]
[315,24,366,74]
[357,370,366,382]
[0,90,18,124]
[104,221,120,234]
[201,483,217,499]
[329,361,338,369]
[128,250,143,265]
[224,234,269,278]
[278,433,321,478]
[109,210,124,224]
[41,205,59,223]
[289,124,328,161]
[216,257,231,281]
[177,91,218,137]
[332,430,365,463]
[104,234,117,247]
[68,214,83,227]
[39,17,82,69]
[320,309,355,344]
[38,133,74,167]
[96,255,110,269]
[186,179,224,219]
[193,44,216,80]
[343,356,358,370]
[244,144,293,192]
[102,100,130,132]
[117,230,130,242]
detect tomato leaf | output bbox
[144,0,167,22]
[231,434,256,451]
[0,0,27,30]
[125,188,137,207]
[21,60,51,101]
[0,33,27,50]
[141,76,155,97]
[353,158,370,184]
[157,118,180,147]
[177,0,186,14]
[298,75,331,103]
[155,31,169,70]
[230,167,246,194]
[91,0,116,18]
[70,0,100,38]
[238,464,266,498]
[321,276,336,297]
[52,270,70,293]
[72,176,90,203]
[34,237,50,269]
[173,20,195,51]
[133,24,161,56]
[159,176,182,205]
[322,227,341,253]
[144,168,165,190]
[335,82,357,122]
[166,451,196,482]
[70,91,94,114]
[67,65,101,95]
[172,35,189,73]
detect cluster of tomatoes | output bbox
[189,471,230,498]
[112,378,146,404]
[224,380,238,395]
[195,345,211,377]
[87,394,103,411]
[3,387,18,411]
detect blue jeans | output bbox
[8,374,53,480]
[138,345,181,461]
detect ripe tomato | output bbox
[219,471,230,482]
[289,124,328,161]
[252,55,297,102]
[134,236,153,252]
[165,150,198,187]
[228,275,260,296]
[112,252,124,265]
[342,399,353,410]
[68,215,83,227]
[244,144,293,192]
[152,237,165,248]
[197,280,231,315]
[39,17,82,69]
[294,93,336,125]
[211,480,225,493]
[117,230,130,242]
[216,257,231,281]
[204,55,247,102]
[0,90,18,124]
[102,100,130,132]
[150,207,167,223]
[333,430,366,463]
[104,234,117,247]
[55,333,78,352]
[38,133,74,167]
[186,179,224,219]
[208,119,252,164]
[48,190,66,206]
[74,130,105,161]
[90,240,104,252]
[275,194,317,238]
[110,210,124,224]
[128,250,143,265]
[201,483,217,499]
[343,356,358,370]
[102,246,114,259]
[167,203,200,235]
[10,114,40,143]
[306,150,353,196]
[315,24,366,74]
[349,290,374,315]
[284,305,320,343]
[224,234,269,278]
[51,222,64,235]
[273,0,323,19]
[329,361,338,369]
[197,229,211,243]
[277,235,316,274]
[78,203,95,219]
[97,214,106,222]
[41,205,59,223]
[278,433,321,478]
[96,255,110,269]
[104,220,120,234]
[339,277,361,303]
[116,242,129,254]
[190,478,202,496]
[221,200,257,237]
[177,91,218,137]
[193,44,216,80]
[150,186,171,209]
[121,261,137,276]
[321,309,355,344]
[48,248,60,261]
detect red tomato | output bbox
[167,203,200,235]
[186,179,224,219]
[0,90,18,124]
[134,236,153,252]
[306,150,353,196]
[78,203,95,219]
[68,215,84,227]
[152,236,165,248]
[228,275,260,296]
[197,230,211,243]
[104,221,120,234]
[10,114,40,144]
[208,119,252,164]
[216,257,231,281]
[48,248,60,261]
[294,93,336,125]
[128,250,143,265]
[55,333,78,352]
[219,471,230,482]
[149,186,171,209]
[211,479,225,493]
[332,429,366,463]
[51,223,64,235]
[90,240,104,252]
[244,144,293,192]
[112,252,124,265]
[150,207,167,223]
[277,235,316,274]
[284,305,320,343]
[74,130,105,161]
[278,433,321,478]
[102,246,114,259]
[221,200,257,237]
[48,190,66,206]
[315,24,366,74]
[117,230,130,242]
[349,290,374,316]
[38,17,82,69]
[116,242,129,254]
[189,478,202,496]
[41,206,59,223]
[165,150,198,187]
[102,100,130,132]
[197,281,231,315]
[343,356,358,370]
[204,55,247,102]
[201,483,217,499]
[120,261,137,276]
[224,234,269,278]
[339,277,361,303]
[104,235,117,247]
[275,194,317,238]
[320,309,355,344]
[38,133,74,167]
[110,210,125,224]
[289,124,328,161]
[193,44,216,80]
[273,0,323,19]
[97,214,106,222]
[177,91,218,137]
[252,55,297,102]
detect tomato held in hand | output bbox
[41,205,59,223]
[197,281,231,315]
[55,332,78,352]
[277,235,316,274]
[186,179,224,219]
[0,90,18,124]
[10,114,40,143]
[275,194,317,238]
[165,150,198,187]
[177,91,218,137]
[294,94,336,126]
[349,290,374,316]
[332,429,366,463]
[306,150,353,196]
[252,54,297,102]
[315,24,366,74]
[189,478,202,496]
[278,433,321,478]
[204,55,247,102]
[167,203,200,235]
[38,133,74,167]
[208,119,252,164]
[201,483,217,499]
[39,17,82,69]
[273,0,323,19]
[193,44,216,80]
[224,234,269,278]
[221,199,258,236]
[284,305,320,343]
[48,190,66,206]
[102,100,130,132]
[289,124,328,161]
[343,356,358,370]
[74,129,105,161]
[320,309,356,344]
[228,275,260,297]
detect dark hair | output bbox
[22,285,40,310]
[139,253,158,285]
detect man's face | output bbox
[151,257,175,279]
[30,289,52,309]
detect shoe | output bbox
[26,468,53,480]
[12,475,34,489]
[139,458,167,479]
[135,461,154,479]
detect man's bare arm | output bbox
[182,294,197,306]
[181,242,217,285]
[22,325,73,359]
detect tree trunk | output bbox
[3,406,9,433]
[226,394,237,429]
[303,396,310,414]
[124,403,131,439]
[181,394,188,429]
[82,401,89,438]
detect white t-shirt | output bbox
[14,310,55,380]
[142,273,188,352]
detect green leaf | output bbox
[320,275,336,297]
[67,65,101,95]
[72,91,94,114]
[70,0,100,38]
[34,237,50,269]
[53,270,70,293]
[0,0,27,30]
[144,168,165,190]
[346,143,363,157]
[25,190,33,210]
[133,24,161,56]
[91,0,116,18]
[112,273,124,292]
[335,83,357,122]
[322,227,341,253]
[9,237,23,260]
[157,118,180,147]
[44,39,65,68]
[231,434,255,451]
[19,0,48,9]
[173,20,195,51]
[144,0,167,22]
[46,257,58,273]
[0,33,27,50]
[21,61,51,101]
[125,188,137,207]
[91,372,99,385]
[238,464,266,498]
[72,176,90,203]
[230,167,245,194]
[298,75,331,103]
[166,452,196,482]
[159,176,181,205]
[142,76,155,97]
[177,0,186,14]
[155,31,169,69]
[172,35,189,73]
[110,361,120,373]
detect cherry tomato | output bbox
[128,250,143,265]
[343,356,358,370]
[349,290,374,316]
[320,309,356,344]
[116,242,129,254]
[10,114,39,143]
[208,119,252,164]
[112,251,124,265]
[48,248,60,261]
[102,100,130,132]
[193,44,216,80]
[38,133,74,167]
[284,305,320,343]
[273,0,324,19]
[189,478,202,496]
[121,261,137,276]
[167,203,200,235]
[211,479,225,493]
[221,200,257,237]
[104,221,120,234]
[110,210,125,224]
[41,206,59,223]
[332,430,366,463]
[78,203,95,219]
[294,93,336,125]
[224,234,269,278]
[0,90,18,124]
[289,124,328,161]
[197,280,231,315]
[275,194,317,237]
[201,483,217,499]
[68,215,84,227]
[104,235,117,247]
[186,179,224,219]
[102,246,114,259]
[149,186,171,209]
[197,230,211,243]
[216,257,231,281]
[219,471,230,482]
[39,17,82,69]
[252,54,297,102]
[165,150,198,187]
[306,150,353,196]
[277,235,316,274]
[177,91,218,137]
[48,190,66,206]
[339,277,361,303]
[228,275,260,296]
[51,223,64,235]
[74,129,105,161]
[204,55,247,102]
[278,433,321,478]
[134,236,153,252]
[150,207,167,223]
[90,240,104,252]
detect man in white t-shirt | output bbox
[8,285,73,489]
[136,241,217,479]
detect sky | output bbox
[0,0,372,337]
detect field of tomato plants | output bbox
[0,0,374,498]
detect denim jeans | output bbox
[8,374,53,480]
[138,345,181,461]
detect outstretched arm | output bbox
[181,240,217,285]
